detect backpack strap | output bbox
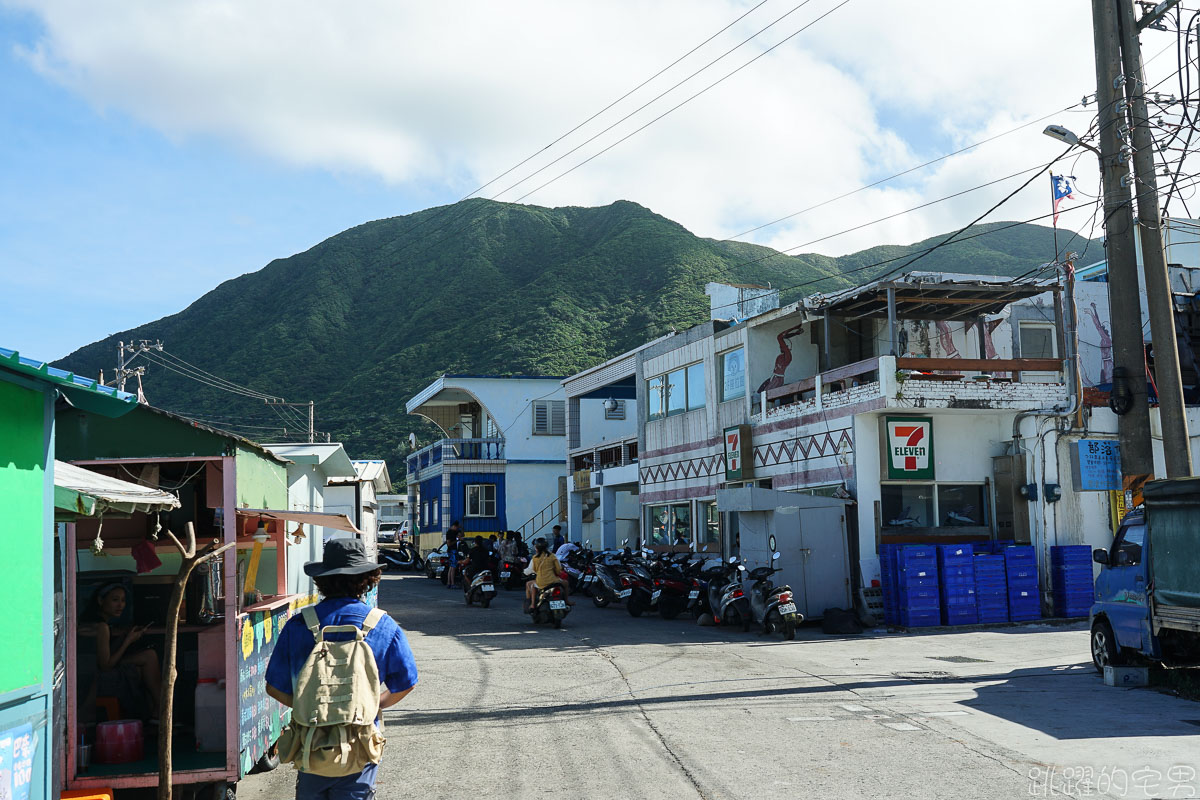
[301,606,321,638]
[361,608,386,634]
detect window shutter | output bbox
[550,400,565,435]
[533,401,549,434]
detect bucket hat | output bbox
[303,538,377,577]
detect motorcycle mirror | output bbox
[728,557,738,564]
[622,539,629,546]
[737,564,747,572]
[772,551,781,560]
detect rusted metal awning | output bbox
[811,272,1055,321]
[237,509,361,534]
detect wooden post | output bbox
[157,522,234,800]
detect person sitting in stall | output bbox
[78,583,162,719]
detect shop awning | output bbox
[54,460,181,519]
[237,509,361,534]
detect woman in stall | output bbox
[78,583,162,718]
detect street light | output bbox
[1043,124,1102,157]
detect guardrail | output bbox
[407,437,505,474]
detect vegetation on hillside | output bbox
[56,199,1093,481]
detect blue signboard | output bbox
[1072,440,1121,491]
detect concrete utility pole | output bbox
[1092,0,1156,477]
[1117,0,1194,477]
[115,339,159,393]
[265,398,315,443]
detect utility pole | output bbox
[115,339,161,394]
[1092,0,1156,478]
[265,399,315,443]
[1117,0,1194,477]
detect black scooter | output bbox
[525,583,571,628]
[378,541,423,571]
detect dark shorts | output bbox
[296,763,378,800]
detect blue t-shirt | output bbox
[265,597,418,697]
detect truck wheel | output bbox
[1091,619,1124,674]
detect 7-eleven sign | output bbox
[885,417,934,480]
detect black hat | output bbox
[304,538,377,577]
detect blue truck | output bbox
[1090,478,1200,672]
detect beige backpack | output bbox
[276,606,387,776]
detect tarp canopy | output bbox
[237,508,361,535]
[54,460,181,519]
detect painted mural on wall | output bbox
[237,605,292,777]
[755,323,806,394]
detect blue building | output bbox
[405,375,566,551]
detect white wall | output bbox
[454,377,566,461]
[506,462,565,535]
[577,397,637,448]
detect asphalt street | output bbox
[240,572,1200,800]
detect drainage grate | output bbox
[928,656,991,664]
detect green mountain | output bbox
[55,199,1092,481]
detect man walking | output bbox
[265,539,418,799]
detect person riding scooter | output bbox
[461,536,491,584]
[525,537,574,609]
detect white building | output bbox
[325,459,392,560]
[261,441,359,596]
[405,375,567,551]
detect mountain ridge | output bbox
[55,198,1095,480]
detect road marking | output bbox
[839,704,871,712]
[924,711,969,717]
[864,714,891,719]
[882,722,922,731]
[787,716,835,721]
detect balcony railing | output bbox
[407,437,505,474]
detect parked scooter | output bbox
[743,552,802,640]
[497,556,528,590]
[378,541,423,572]
[618,549,660,617]
[653,552,696,620]
[714,557,752,631]
[526,583,571,628]
[463,567,498,608]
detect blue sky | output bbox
[0,1,1104,363]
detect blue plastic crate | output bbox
[944,609,979,626]
[900,609,941,628]
[1050,545,1092,561]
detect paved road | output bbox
[240,573,1200,800]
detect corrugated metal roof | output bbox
[1,347,137,417]
[54,460,180,518]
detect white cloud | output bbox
[8,0,1151,258]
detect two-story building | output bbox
[405,375,567,551]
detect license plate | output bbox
[688,590,699,599]
[617,589,632,599]
[481,585,494,592]
[435,566,445,574]
[778,603,797,615]
[651,590,661,602]
[500,571,511,579]
[549,600,567,610]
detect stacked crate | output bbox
[1050,545,1094,618]
[1003,545,1041,622]
[895,545,940,627]
[938,544,978,626]
[974,553,1009,623]
[879,543,900,625]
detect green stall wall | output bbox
[236,446,288,510]
[0,379,46,695]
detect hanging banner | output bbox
[724,424,754,481]
[884,416,935,480]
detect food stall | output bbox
[54,403,359,798]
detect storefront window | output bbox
[881,484,935,529]
[699,501,720,552]
[938,484,987,527]
[648,503,691,547]
[647,375,665,420]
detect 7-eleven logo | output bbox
[888,420,931,473]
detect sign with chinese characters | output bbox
[0,720,36,800]
[237,604,292,777]
[1071,439,1121,491]
[724,425,754,481]
[884,417,934,480]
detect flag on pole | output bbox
[1051,174,1077,225]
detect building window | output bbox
[666,368,687,416]
[648,503,691,547]
[647,375,665,421]
[699,501,720,552]
[881,482,988,532]
[604,400,627,420]
[1018,321,1057,359]
[686,362,705,410]
[719,348,746,402]
[533,400,566,435]
[465,484,497,517]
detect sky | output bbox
[0,1,1180,361]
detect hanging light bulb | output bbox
[253,519,269,543]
